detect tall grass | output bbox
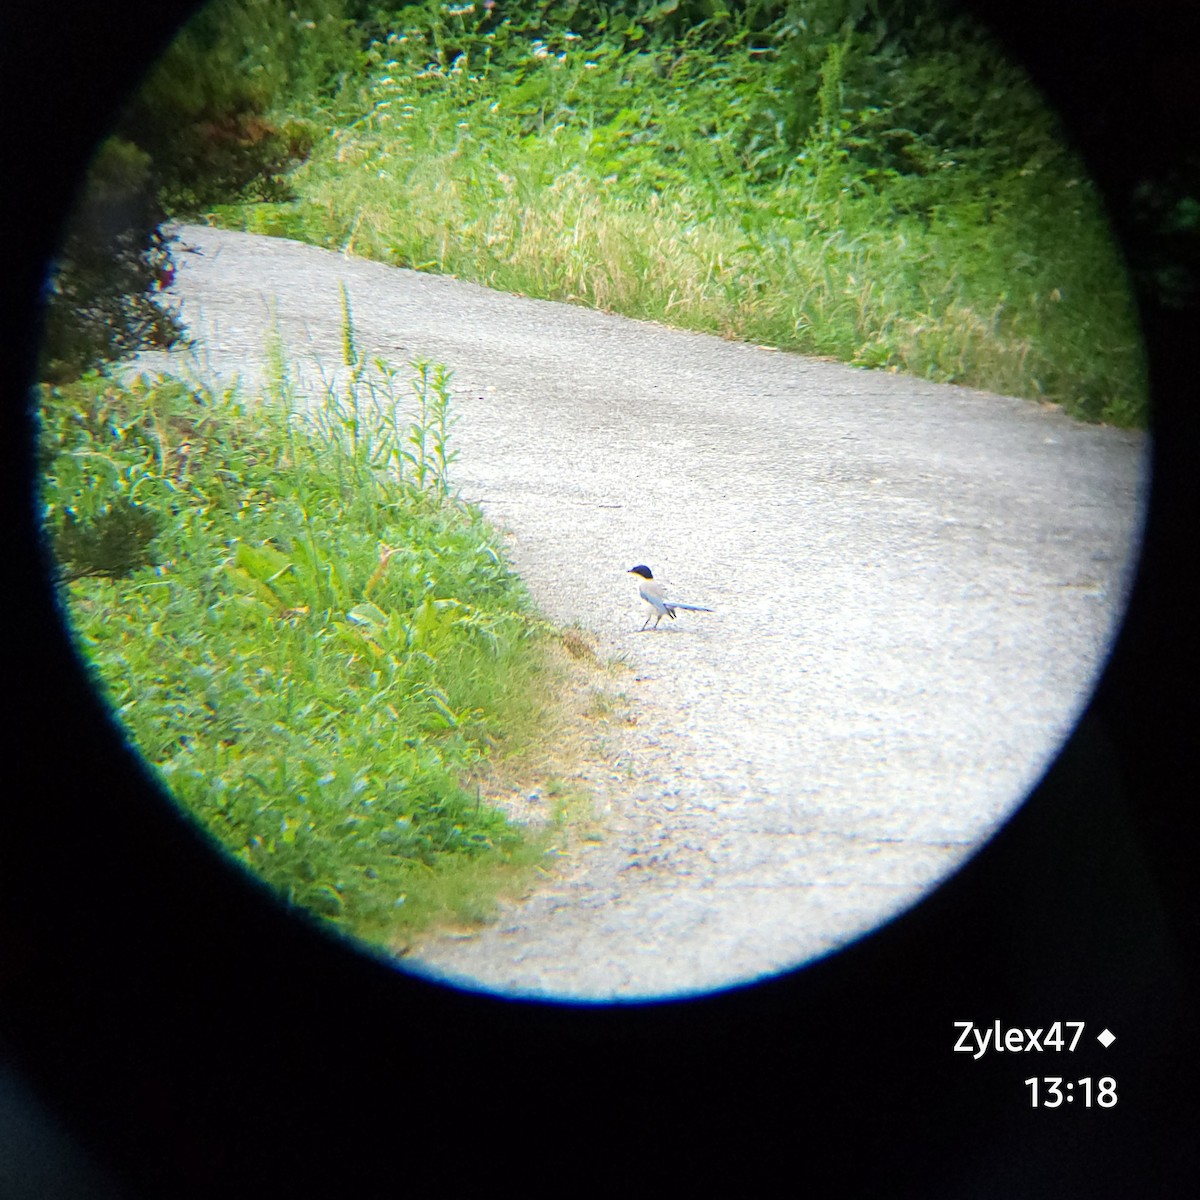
[214,12,1146,425]
[39,335,570,952]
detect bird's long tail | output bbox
[669,603,713,612]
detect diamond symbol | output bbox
[1097,1028,1116,1048]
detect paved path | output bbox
[144,224,1148,1000]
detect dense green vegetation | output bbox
[44,0,1150,418]
[40,329,575,950]
[168,0,1145,424]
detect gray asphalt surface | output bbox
[140,223,1148,1001]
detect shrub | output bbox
[39,137,184,384]
[40,350,560,945]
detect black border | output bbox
[2,1,1198,1194]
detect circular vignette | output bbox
[2,1,1197,1196]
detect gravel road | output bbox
[139,223,1148,1001]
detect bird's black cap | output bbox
[628,565,653,579]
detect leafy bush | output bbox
[40,346,559,947]
[39,137,185,384]
[38,2,370,388]
[115,0,374,212]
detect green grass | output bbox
[207,12,1147,426]
[39,331,573,953]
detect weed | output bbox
[39,342,574,950]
